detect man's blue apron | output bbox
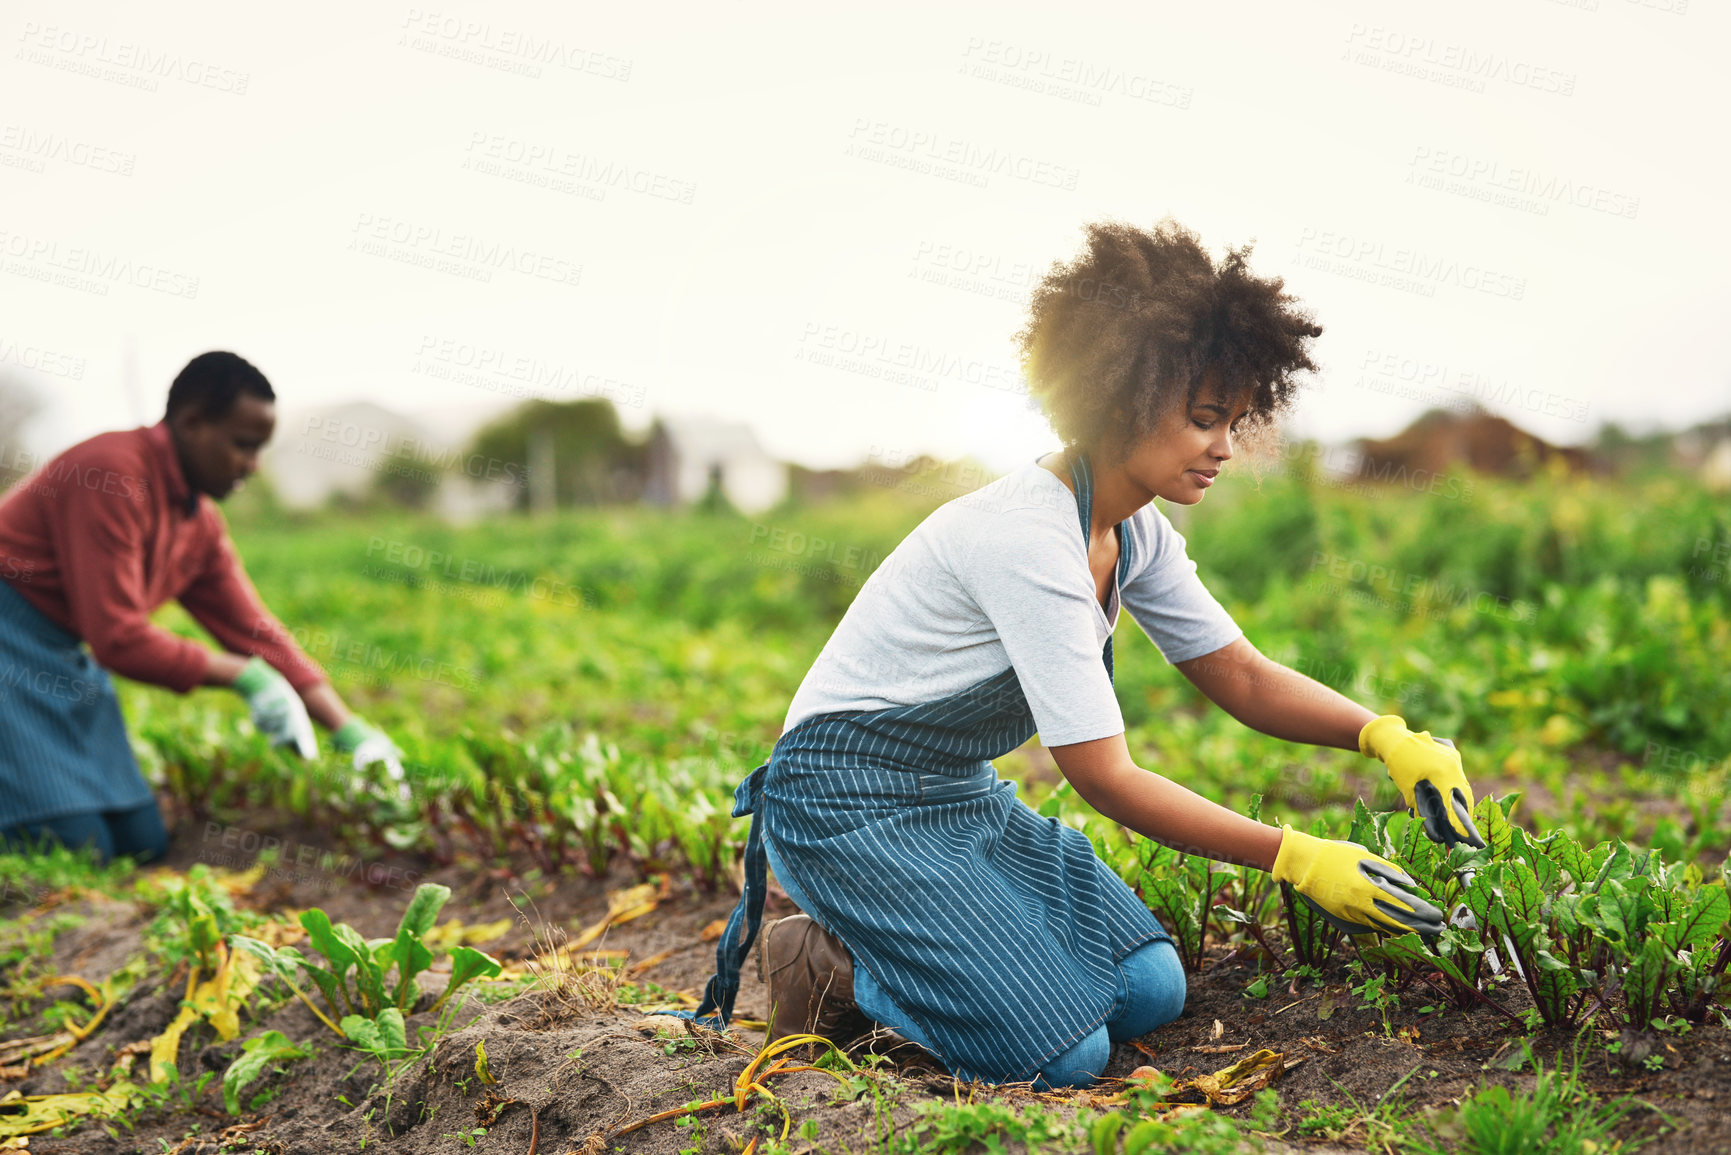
[687,452,1171,1084]
[0,578,151,830]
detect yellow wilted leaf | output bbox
[185,940,265,1043]
[0,1084,143,1138]
[1538,714,1582,749]
[206,862,268,898]
[570,881,664,949]
[424,917,515,953]
[149,933,278,1082]
[1168,1047,1290,1107]
[148,1006,199,1085]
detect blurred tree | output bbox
[368,456,442,509]
[0,374,45,491]
[469,399,647,509]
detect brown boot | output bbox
[757,914,869,1045]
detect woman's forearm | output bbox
[1231,658,1377,751]
[1049,734,1284,871]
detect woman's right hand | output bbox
[1271,825,1444,937]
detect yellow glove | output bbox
[1359,715,1486,849]
[1272,825,1444,937]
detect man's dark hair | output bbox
[1015,218,1323,463]
[164,351,275,420]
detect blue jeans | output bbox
[0,800,168,866]
[765,829,1185,1088]
[854,938,1185,1088]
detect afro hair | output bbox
[1015,218,1322,464]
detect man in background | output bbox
[0,351,403,865]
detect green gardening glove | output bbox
[233,656,317,759]
[1360,714,1486,849]
[1272,824,1445,937]
[332,718,409,800]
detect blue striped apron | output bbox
[689,452,1171,1084]
[0,579,151,829]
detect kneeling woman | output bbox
[692,219,1484,1088]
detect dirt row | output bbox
[1,822,1725,1153]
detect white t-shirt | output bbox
[782,458,1243,746]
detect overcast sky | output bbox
[3,0,1726,472]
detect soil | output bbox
[2,816,1725,1155]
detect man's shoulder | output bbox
[51,427,153,474]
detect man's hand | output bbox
[1359,715,1486,849]
[1272,825,1444,937]
[332,718,409,799]
[233,656,318,758]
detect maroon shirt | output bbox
[0,421,325,693]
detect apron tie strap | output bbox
[679,761,769,1027]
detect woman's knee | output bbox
[104,801,168,865]
[1108,939,1187,1041]
[2,813,115,863]
[1034,1025,1110,1090]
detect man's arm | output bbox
[46,453,219,692]
[1048,731,1284,870]
[178,528,349,728]
[194,650,347,727]
[1174,636,1376,751]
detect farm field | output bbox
[3,462,1729,1153]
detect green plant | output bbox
[144,865,263,975]
[442,1126,487,1147]
[1350,965,1399,1036]
[1287,1066,1421,1151]
[230,883,501,1044]
[222,1030,316,1114]
[1407,1055,1651,1155]
[1352,796,1731,1034]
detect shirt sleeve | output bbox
[951,509,1125,748]
[42,452,214,693]
[1120,508,1243,663]
[178,519,327,692]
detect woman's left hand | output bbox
[1359,715,1486,849]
